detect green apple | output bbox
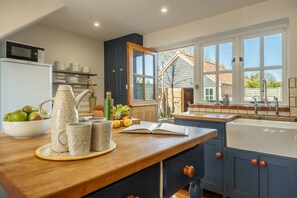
[9,111,28,122]
[42,109,49,115]
[22,105,37,114]
[3,113,12,121]
[28,111,42,121]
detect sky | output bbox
[203,33,283,81]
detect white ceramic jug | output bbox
[39,85,90,152]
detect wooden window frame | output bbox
[127,42,157,106]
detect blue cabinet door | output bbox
[104,33,143,105]
[224,148,258,198]
[85,163,160,198]
[259,155,297,198]
[201,138,223,194]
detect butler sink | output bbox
[226,119,297,158]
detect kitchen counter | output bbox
[172,112,238,123]
[0,126,217,198]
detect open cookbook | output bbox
[120,122,189,136]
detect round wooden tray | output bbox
[35,141,116,161]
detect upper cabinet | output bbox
[104,33,143,105]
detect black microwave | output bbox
[0,41,45,63]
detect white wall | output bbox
[144,0,297,77]
[0,0,64,40]
[6,24,104,112]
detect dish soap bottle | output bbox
[89,92,97,113]
[104,92,113,120]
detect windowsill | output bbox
[189,103,290,112]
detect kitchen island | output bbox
[0,125,217,198]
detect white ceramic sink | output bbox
[226,119,297,158]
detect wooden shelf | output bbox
[53,70,97,76]
[52,82,97,86]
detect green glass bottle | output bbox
[104,92,112,120]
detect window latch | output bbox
[239,57,244,67]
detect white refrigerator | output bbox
[0,58,52,131]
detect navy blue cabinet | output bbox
[224,148,258,198]
[85,164,160,198]
[202,138,223,193]
[224,147,297,198]
[85,145,207,198]
[174,118,224,195]
[104,34,143,105]
[163,145,204,198]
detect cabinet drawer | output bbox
[85,163,160,198]
[174,119,225,139]
[163,145,204,198]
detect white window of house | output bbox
[197,25,287,104]
[201,40,234,102]
[204,87,215,100]
[241,32,285,102]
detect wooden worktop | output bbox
[0,126,217,198]
[172,112,238,123]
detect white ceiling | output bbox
[40,0,267,41]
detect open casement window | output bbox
[127,42,158,121]
[127,42,157,105]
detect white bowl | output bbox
[2,119,51,138]
[81,67,90,73]
[66,76,79,83]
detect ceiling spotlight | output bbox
[161,7,167,13]
[94,22,100,27]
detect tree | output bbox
[245,72,281,88]
[161,58,193,116]
[245,73,260,88]
[158,47,194,118]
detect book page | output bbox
[121,122,160,133]
[153,123,189,136]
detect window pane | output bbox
[145,78,154,100]
[219,42,232,70]
[264,69,282,101]
[133,76,143,100]
[244,71,260,101]
[244,37,260,68]
[133,50,143,74]
[203,45,216,72]
[203,75,216,101]
[219,73,232,100]
[145,54,154,76]
[264,33,282,67]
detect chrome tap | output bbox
[274,96,279,116]
[261,79,269,106]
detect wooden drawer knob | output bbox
[250,159,258,166]
[215,152,222,159]
[112,69,116,73]
[183,165,195,177]
[127,195,139,198]
[259,160,267,168]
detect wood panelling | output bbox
[130,104,158,122]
